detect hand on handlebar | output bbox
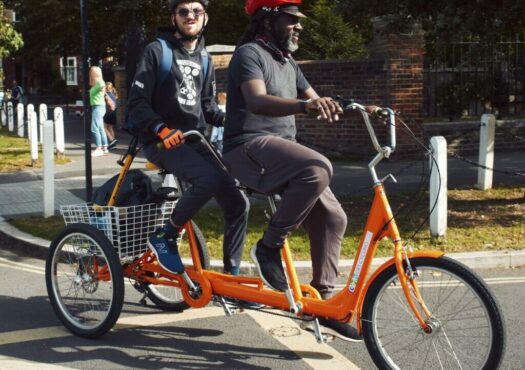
[305,97,343,123]
[365,105,389,117]
[158,127,185,149]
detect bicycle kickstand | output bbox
[312,319,327,344]
[300,317,330,344]
[212,296,237,316]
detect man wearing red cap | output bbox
[223,0,363,342]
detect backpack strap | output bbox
[157,39,210,84]
[157,38,173,87]
[200,49,210,80]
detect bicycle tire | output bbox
[144,221,210,311]
[361,256,505,370]
[45,223,124,338]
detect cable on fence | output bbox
[448,151,525,177]
[496,123,525,143]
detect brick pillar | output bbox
[370,18,425,157]
[113,66,126,128]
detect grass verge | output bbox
[0,127,70,172]
[7,185,524,260]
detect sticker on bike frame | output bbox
[349,231,374,293]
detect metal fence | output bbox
[424,35,525,119]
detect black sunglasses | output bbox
[175,7,206,18]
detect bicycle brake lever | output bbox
[381,173,397,184]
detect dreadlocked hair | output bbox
[236,11,271,47]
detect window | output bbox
[60,57,78,86]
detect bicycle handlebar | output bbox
[344,102,396,157]
[183,130,229,172]
[342,102,397,184]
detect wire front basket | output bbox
[60,202,176,260]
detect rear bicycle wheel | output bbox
[142,221,210,311]
[362,256,505,370]
[45,223,124,338]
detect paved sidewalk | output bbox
[0,114,524,270]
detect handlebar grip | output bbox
[375,108,390,117]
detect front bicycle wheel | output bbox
[362,256,505,370]
[142,221,210,311]
[45,223,124,338]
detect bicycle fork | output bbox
[394,242,433,333]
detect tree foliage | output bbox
[296,0,368,60]
[0,2,23,59]
[340,0,525,54]
[4,0,367,64]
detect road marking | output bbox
[0,257,45,272]
[0,326,71,346]
[0,261,45,275]
[246,310,361,370]
[0,355,76,369]
[0,307,227,346]
[0,307,361,369]
[114,306,226,329]
[335,275,525,289]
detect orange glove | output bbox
[158,127,184,149]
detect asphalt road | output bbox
[1,238,524,370]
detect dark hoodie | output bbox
[127,27,224,145]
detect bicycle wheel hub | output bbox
[424,317,442,335]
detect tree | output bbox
[340,0,525,49]
[0,2,23,59]
[296,0,368,60]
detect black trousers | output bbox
[144,140,249,272]
[223,135,347,297]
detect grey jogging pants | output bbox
[144,139,249,272]
[223,135,347,297]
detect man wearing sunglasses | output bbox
[222,0,363,342]
[127,1,250,280]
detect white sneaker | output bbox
[91,148,104,157]
[102,147,109,155]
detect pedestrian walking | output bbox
[89,66,108,157]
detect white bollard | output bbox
[39,104,48,145]
[54,107,65,155]
[43,120,55,218]
[1,103,6,127]
[30,111,39,164]
[7,102,14,132]
[429,136,448,237]
[27,104,34,139]
[17,103,24,137]
[477,114,496,190]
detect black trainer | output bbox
[303,318,363,342]
[108,139,118,149]
[250,240,288,291]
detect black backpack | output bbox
[93,169,154,206]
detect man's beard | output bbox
[277,32,299,54]
[282,33,299,53]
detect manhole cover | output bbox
[269,326,302,337]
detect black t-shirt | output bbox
[223,41,310,152]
